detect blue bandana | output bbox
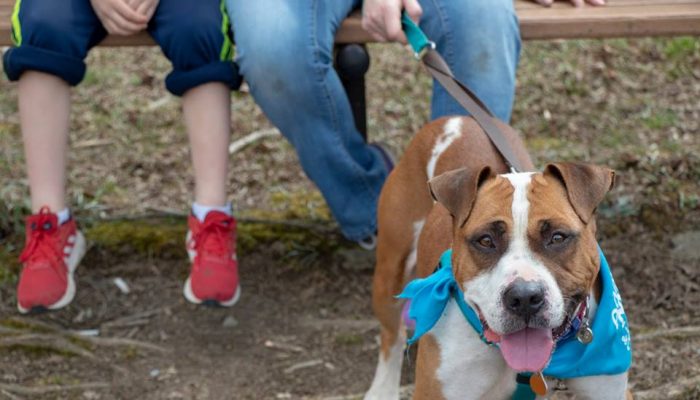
[398,248,632,381]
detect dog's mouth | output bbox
[477,309,575,372]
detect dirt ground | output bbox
[0,37,699,399]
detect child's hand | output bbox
[126,0,160,22]
[90,0,149,36]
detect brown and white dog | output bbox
[364,116,629,399]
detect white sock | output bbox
[57,208,70,225]
[192,202,232,222]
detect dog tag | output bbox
[530,372,548,396]
[576,322,594,344]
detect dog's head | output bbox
[428,162,614,371]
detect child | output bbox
[4,0,242,313]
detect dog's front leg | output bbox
[566,373,629,400]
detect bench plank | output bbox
[1,0,699,46]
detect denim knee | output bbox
[235,26,332,107]
[422,0,520,120]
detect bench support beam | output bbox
[334,43,370,142]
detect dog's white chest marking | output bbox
[433,301,516,400]
[427,117,463,180]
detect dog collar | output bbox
[398,247,632,394]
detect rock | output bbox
[671,231,700,260]
[335,246,376,272]
[222,315,239,328]
[82,390,101,400]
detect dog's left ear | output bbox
[428,166,494,227]
[544,162,615,224]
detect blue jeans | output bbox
[227,0,520,241]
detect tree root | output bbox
[0,382,110,396]
[635,375,700,399]
[635,325,700,341]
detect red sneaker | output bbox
[183,211,240,306]
[17,207,86,314]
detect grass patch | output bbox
[664,37,699,60]
[642,109,677,130]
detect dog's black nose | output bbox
[503,280,546,320]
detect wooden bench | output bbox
[2,0,700,136]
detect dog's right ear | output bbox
[428,166,494,227]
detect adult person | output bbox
[226,0,604,249]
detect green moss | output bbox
[0,344,78,358]
[0,247,19,285]
[334,333,364,346]
[0,189,344,282]
[0,318,54,333]
[86,219,186,259]
[526,136,567,152]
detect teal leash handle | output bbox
[400,11,434,58]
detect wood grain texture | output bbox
[1,0,699,46]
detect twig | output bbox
[6,316,169,353]
[0,333,96,359]
[101,308,163,330]
[80,336,169,353]
[229,128,280,154]
[146,96,173,111]
[0,326,24,335]
[306,385,414,400]
[73,139,114,149]
[264,340,305,353]
[635,375,700,400]
[283,359,323,374]
[0,383,110,396]
[635,325,700,341]
[0,388,24,400]
[300,318,378,332]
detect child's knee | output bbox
[3,2,101,85]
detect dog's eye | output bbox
[476,235,495,249]
[549,232,568,246]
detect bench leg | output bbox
[334,43,370,142]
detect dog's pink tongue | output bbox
[499,328,554,372]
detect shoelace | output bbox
[19,207,64,269]
[193,216,235,260]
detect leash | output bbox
[400,13,528,173]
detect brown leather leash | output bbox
[401,14,527,173]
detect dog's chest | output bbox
[431,301,517,400]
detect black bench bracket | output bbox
[334,43,370,142]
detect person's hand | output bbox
[533,0,605,7]
[362,0,422,43]
[90,0,149,36]
[125,0,160,22]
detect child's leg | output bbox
[182,82,231,207]
[4,0,108,213]
[149,0,240,211]
[149,0,241,306]
[3,0,106,313]
[18,71,71,212]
